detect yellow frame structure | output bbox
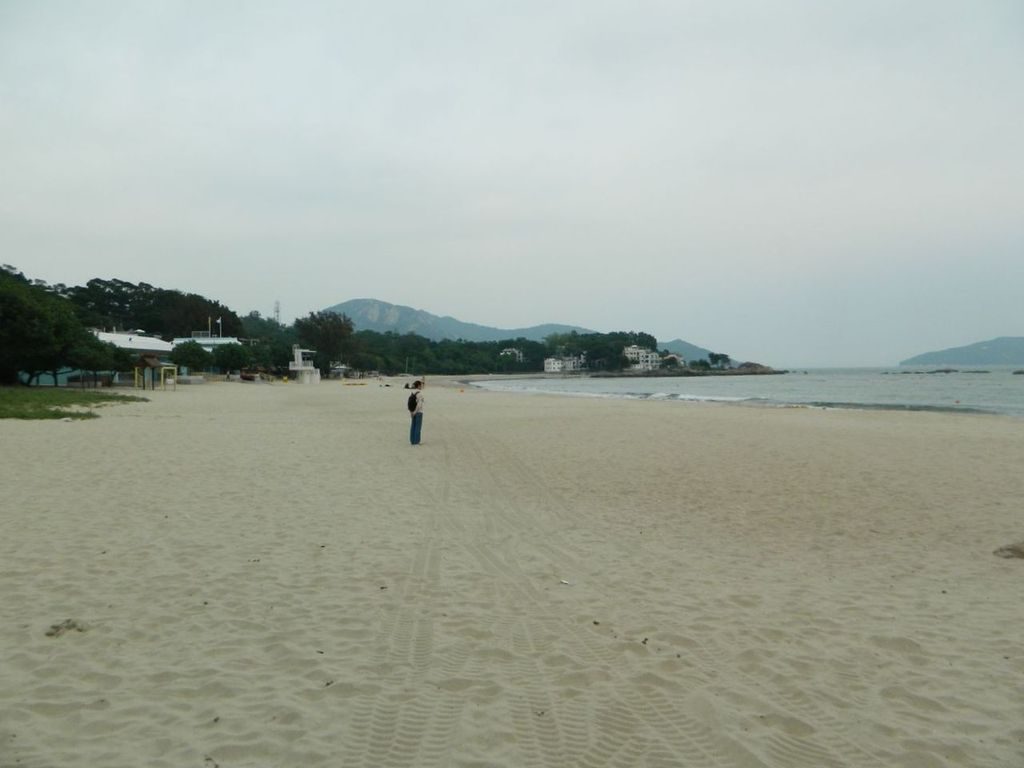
[133,365,178,390]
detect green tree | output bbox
[0,267,98,385]
[247,342,277,372]
[67,339,133,387]
[65,277,243,339]
[241,311,297,371]
[294,311,354,376]
[0,267,42,384]
[170,340,213,373]
[213,343,252,373]
[39,301,94,385]
[548,331,654,372]
[64,277,140,330]
[146,289,242,339]
[497,338,548,372]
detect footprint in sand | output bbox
[993,541,1024,559]
[45,619,86,637]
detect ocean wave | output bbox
[470,374,1023,417]
[800,401,997,415]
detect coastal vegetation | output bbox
[2,265,741,380]
[0,387,145,420]
[1,267,137,385]
[168,340,214,373]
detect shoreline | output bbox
[458,372,1024,419]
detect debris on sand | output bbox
[45,619,86,637]
[993,541,1024,559]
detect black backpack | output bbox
[407,391,418,413]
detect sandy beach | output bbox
[1,378,1022,768]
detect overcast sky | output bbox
[2,1,1021,366]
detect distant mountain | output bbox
[324,299,719,360]
[323,299,594,343]
[900,337,1024,366]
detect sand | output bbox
[1,378,1022,768]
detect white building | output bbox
[623,345,662,371]
[289,345,321,384]
[170,333,244,354]
[500,347,525,363]
[93,330,174,356]
[544,354,586,373]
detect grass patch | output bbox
[0,387,148,420]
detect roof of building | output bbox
[136,354,165,368]
[170,336,242,348]
[94,331,174,353]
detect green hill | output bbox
[660,338,713,362]
[323,299,593,342]
[324,299,717,361]
[900,337,1024,366]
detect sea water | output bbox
[470,367,1024,418]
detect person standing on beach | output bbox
[409,379,424,445]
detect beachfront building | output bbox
[289,345,321,384]
[623,345,662,371]
[94,330,177,388]
[500,347,525,363]
[544,354,586,373]
[24,330,175,387]
[94,330,175,357]
[170,331,243,355]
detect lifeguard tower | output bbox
[289,345,321,384]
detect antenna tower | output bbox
[274,300,281,325]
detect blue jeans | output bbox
[410,413,423,445]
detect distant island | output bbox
[900,337,1024,366]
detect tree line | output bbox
[2,267,134,385]
[2,266,729,384]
